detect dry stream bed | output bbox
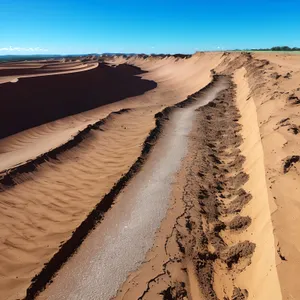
[115,76,256,300]
[35,76,228,299]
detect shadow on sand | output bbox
[0,63,157,139]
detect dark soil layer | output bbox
[0,63,157,139]
[187,78,255,299]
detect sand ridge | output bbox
[238,53,300,299]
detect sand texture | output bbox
[0,52,299,300]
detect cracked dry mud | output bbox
[133,77,255,300]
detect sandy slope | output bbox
[1,52,299,300]
[216,52,300,299]
[230,68,281,299]
[0,109,153,299]
[240,53,300,299]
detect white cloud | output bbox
[0,46,48,52]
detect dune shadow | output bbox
[0,63,157,139]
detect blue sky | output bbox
[1,0,300,54]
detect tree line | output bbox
[234,46,300,51]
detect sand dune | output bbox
[0,53,222,172]
[0,108,154,299]
[0,52,224,300]
[0,60,98,84]
[0,52,300,299]
[0,63,156,138]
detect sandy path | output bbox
[37,75,229,300]
[110,53,300,300]
[112,75,256,300]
